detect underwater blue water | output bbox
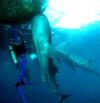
[0,21,100,103]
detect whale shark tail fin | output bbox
[59,94,71,103]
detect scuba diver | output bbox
[8,25,28,85]
[8,25,31,103]
[0,0,100,103]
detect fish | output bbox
[31,14,70,103]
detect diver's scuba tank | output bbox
[9,40,27,64]
[9,44,18,64]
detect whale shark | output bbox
[31,14,100,102]
[31,14,71,103]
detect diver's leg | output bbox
[15,55,28,103]
[15,54,32,87]
[18,54,27,82]
[15,54,27,87]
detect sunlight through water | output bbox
[44,0,100,29]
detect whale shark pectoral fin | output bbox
[59,94,71,103]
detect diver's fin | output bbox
[15,80,26,88]
[15,79,41,88]
[59,94,70,103]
